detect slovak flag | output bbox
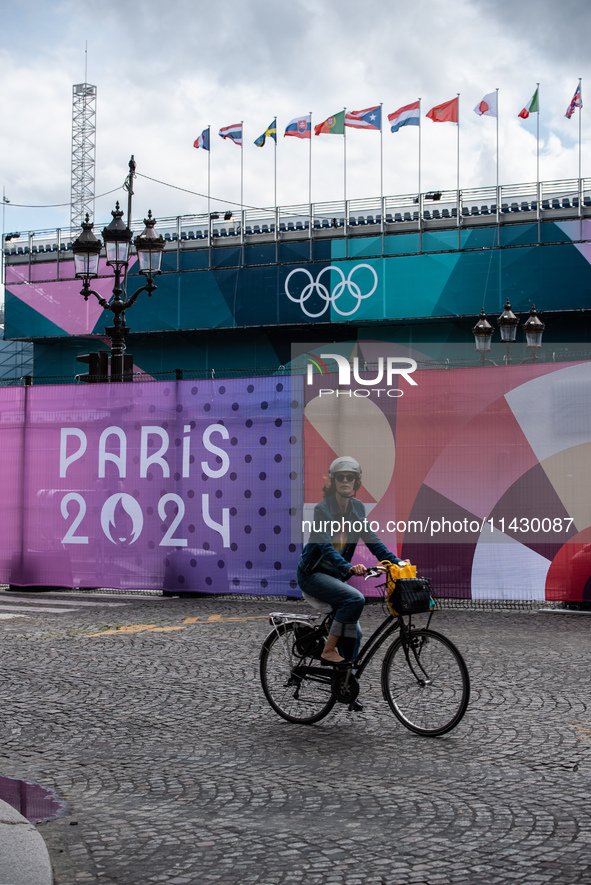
[565,83,582,119]
[219,123,243,146]
[388,101,420,132]
[345,106,382,130]
[284,114,312,139]
[474,92,498,117]
[193,128,210,150]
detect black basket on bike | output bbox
[387,577,435,617]
[293,621,326,659]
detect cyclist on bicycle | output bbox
[297,456,408,665]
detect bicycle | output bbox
[259,567,470,736]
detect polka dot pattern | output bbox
[85,376,304,596]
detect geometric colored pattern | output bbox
[5,221,591,343]
[0,361,590,600]
[304,359,591,602]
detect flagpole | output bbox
[380,102,384,205]
[309,111,312,207]
[536,82,540,190]
[343,107,347,220]
[418,98,422,249]
[456,93,460,219]
[240,119,244,213]
[274,117,277,209]
[578,78,582,183]
[207,124,211,231]
[495,88,499,195]
[418,98,422,206]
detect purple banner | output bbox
[3,377,302,594]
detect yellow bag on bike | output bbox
[379,561,435,617]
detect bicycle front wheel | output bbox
[260,623,336,724]
[381,628,469,736]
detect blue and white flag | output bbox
[219,123,243,146]
[193,128,210,150]
[388,101,420,132]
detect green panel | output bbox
[180,249,210,270]
[211,245,242,268]
[244,244,276,266]
[278,240,312,263]
[385,233,420,255]
[500,223,538,247]
[347,235,382,258]
[422,229,460,253]
[4,290,68,339]
[461,227,498,249]
[439,249,501,314]
[500,242,591,311]
[540,221,576,244]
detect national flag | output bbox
[314,110,345,136]
[345,106,382,130]
[254,119,277,147]
[474,91,498,117]
[388,101,420,132]
[193,128,210,150]
[518,87,539,119]
[565,83,582,119]
[219,123,243,146]
[426,97,459,123]
[284,114,312,139]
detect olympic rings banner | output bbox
[284,264,379,319]
[1,359,591,603]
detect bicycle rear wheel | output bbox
[381,628,469,736]
[260,623,336,724]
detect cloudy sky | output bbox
[0,0,590,244]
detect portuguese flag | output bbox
[314,110,345,135]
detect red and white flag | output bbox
[474,92,498,118]
[219,123,243,146]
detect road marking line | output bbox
[0,604,81,613]
[0,595,129,608]
[84,614,269,637]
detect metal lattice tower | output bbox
[70,83,97,229]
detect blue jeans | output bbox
[297,567,365,660]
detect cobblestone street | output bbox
[0,592,589,885]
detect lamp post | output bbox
[472,308,494,366]
[72,204,164,381]
[523,305,545,362]
[497,299,519,364]
[472,302,545,365]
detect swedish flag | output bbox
[254,119,277,147]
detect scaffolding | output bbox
[70,83,97,230]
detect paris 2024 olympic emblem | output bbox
[285,264,378,318]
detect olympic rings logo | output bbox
[284,264,378,318]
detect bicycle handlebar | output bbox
[364,566,387,580]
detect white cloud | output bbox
[0,0,589,239]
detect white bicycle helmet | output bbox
[328,456,362,478]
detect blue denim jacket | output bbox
[298,494,405,580]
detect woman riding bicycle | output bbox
[297,455,408,666]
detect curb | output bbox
[0,799,53,885]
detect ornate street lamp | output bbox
[471,302,546,366]
[72,214,102,280]
[472,308,494,365]
[523,305,545,360]
[72,200,164,382]
[133,211,165,282]
[497,299,519,364]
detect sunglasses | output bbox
[334,473,357,483]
